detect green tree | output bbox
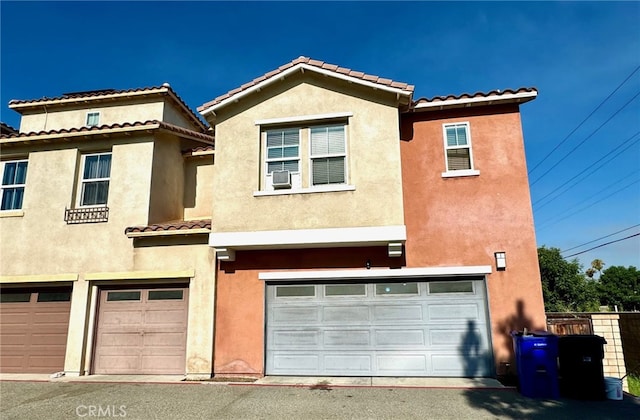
[598,265,640,311]
[537,246,599,312]
[585,258,605,279]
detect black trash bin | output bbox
[558,335,607,400]
[511,331,560,399]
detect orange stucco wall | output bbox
[400,104,546,373]
[213,247,397,376]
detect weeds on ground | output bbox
[627,374,640,396]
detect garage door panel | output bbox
[323,306,369,322]
[266,279,491,377]
[373,305,423,322]
[273,354,319,371]
[323,330,370,346]
[375,329,426,346]
[100,310,144,325]
[93,286,188,375]
[272,307,318,323]
[324,354,371,373]
[273,331,320,347]
[428,304,479,320]
[142,332,185,347]
[377,354,427,373]
[1,334,27,346]
[30,333,69,346]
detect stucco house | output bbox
[0,85,216,379]
[0,57,545,380]
[198,57,545,378]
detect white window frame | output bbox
[86,111,100,127]
[264,128,301,190]
[441,122,480,178]
[1,159,28,211]
[77,152,112,207]
[309,124,348,187]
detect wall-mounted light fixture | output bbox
[495,252,506,271]
[365,259,372,270]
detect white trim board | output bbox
[209,225,407,249]
[255,112,353,126]
[259,266,493,281]
[414,91,537,110]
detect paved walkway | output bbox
[0,373,504,389]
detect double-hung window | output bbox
[1,160,28,210]
[443,123,474,172]
[80,153,111,206]
[265,129,300,189]
[310,125,346,185]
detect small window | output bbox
[429,281,474,294]
[443,123,473,171]
[375,283,419,295]
[275,285,315,297]
[325,284,366,296]
[148,290,184,300]
[86,112,100,127]
[0,291,31,303]
[266,129,300,172]
[1,160,28,211]
[37,291,72,302]
[106,291,141,301]
[310,125,346,185]
[80,153,112,206]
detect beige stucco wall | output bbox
[163,100,200,131]
[184,155,215,220]
[0,132,216,378]
[210,74,405,233]
[148,134,184,224]
[18,102,165,133]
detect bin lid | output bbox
[511,330,557,337]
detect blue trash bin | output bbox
[511,331,560,399]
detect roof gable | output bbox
[9,84,208,132]
[198,56,414,116]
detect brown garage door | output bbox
[93,286,188,374]
[0,287,72,373]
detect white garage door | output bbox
[266,278,492,377]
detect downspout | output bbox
[43,104,49,131]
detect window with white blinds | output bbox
[443,123,473,171]
[266,128,300,173]
[310,125,346,185]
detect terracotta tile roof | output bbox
[125,219,212,234]
[0,122,18,135]
[198,56,414,113]
[0,120,214,144]
[9,84,208,131]
[413,87,537,106]
[183,145,215,157]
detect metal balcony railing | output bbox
[64,206,109,224]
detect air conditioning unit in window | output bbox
[272,170,292,189]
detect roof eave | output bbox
[412,91,538,112]
[199,63,413,117]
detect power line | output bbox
[539,176,640,230]
[528,64,640,175]
[560,224,640,253]
[532,132,640,209]
[530,89,640,187]
[563,233,640,259]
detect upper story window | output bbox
[1,160,28,210]
[86,112,100,127]
[266,128,300,189]
[79,153,111,206]
[310,125,346,186]
[442,122,479,178]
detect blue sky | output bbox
[2,1,639,269]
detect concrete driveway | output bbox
[1,380,638,419]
